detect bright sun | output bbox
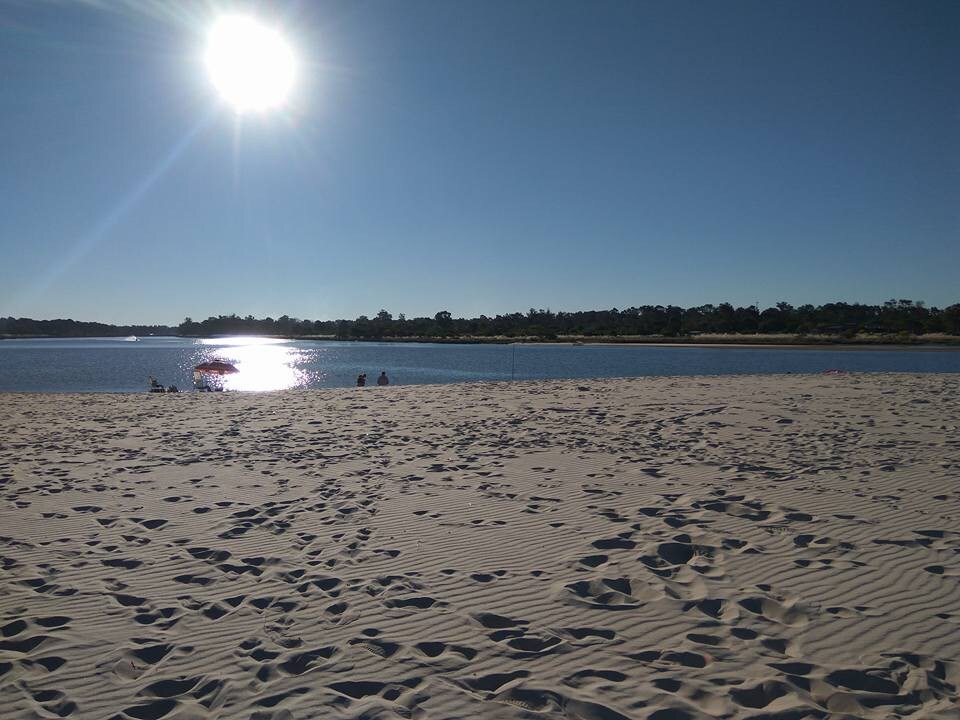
[205,15,296,113]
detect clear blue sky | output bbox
[1,0,957,325]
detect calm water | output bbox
[0,336,958,393]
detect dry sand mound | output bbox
[0,373,958,719]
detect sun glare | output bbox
[205,15,296,113]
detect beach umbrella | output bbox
[194,360,239,375]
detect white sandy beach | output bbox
[0,374,958,719]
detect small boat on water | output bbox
[124,335,138,342]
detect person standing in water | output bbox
[356,373,366,387]
[377,371,389,386]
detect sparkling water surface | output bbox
[0,336,958,393]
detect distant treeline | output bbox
[182,300,960,338]
[3,300,959,341]
[0,317,176,337]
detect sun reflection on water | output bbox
[194,337,313,391]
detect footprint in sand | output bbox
[561,577,659,610]
[628,648,712,669]
[411,641,477,668]
[28,688,77,717]
[737,590,814,627]
[277,646,338,675]
[471,612,530,629]
[382,595,447,612]
[562,668,628,688]
[108,642,177,680]
[448,669,529,695]
[326,677,423,711]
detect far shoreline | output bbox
[4,332,960,351]
[169,333,960,352]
